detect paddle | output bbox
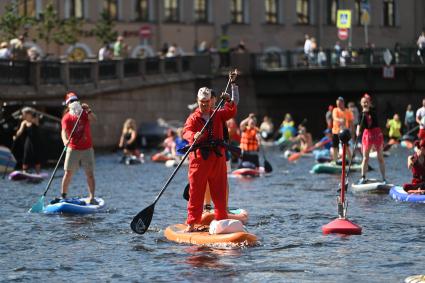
[344,113,365,189]
[28,110,84,213]
[131,70,238,235]
[401,125,419,140]
[259,142,273,173]
[288,139,332,162]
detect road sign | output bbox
[361,0,370,12]
[360,10,370,25]
[139,25,152,38]
[382,65,395,79]
[218,35,230,53]
[337,10,352,29]
[338,28,349,41]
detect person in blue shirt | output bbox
[313,129,333,162]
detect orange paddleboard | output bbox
[164,224,258,246]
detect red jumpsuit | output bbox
[410,153,425,184]
[183,102,237,225]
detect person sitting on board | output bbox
[290,124,313,153]
[416,98,425,141]
[275,113,296,148]
[239,113,260,169]
[118,118,143,163]
[357,95,386,185]
[163,129,177,158]
[331,96,354,164]
[259,115,274,141]
[182,74,238,233]
[56,92,98,205]
[405,140,425,191]
[312,129,333,161]
[386,113,402,143]
[13,107,41,174]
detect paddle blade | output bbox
[29,196,45,213]
[264,160,273,173]
[130,203,155,234]
[183,183,190,201]
[287,153,302,162]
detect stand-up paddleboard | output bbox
[164,224,257,246]
[44,197,105,214]
[369,151,391,158]
[0,146,16,173]
[8,171,48,182]
[405,274,425,283]
[401,140,414,149]
[120,155,143,165]
[231,167,266,177]
[311,162,362,174]
[200,208,249,225]
[389,186,425,203]
[351,179,393,194]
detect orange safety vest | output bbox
[240,128,259,151]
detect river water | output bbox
[1,145,424,282]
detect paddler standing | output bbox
[56,92,98,205]
[356,95,386,184]
[183,72,238,232]
[239,113,260,168]
[331,96,354,163]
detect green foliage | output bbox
[0,3,33,40]
[92,9,118,44]
[58,17,84,46]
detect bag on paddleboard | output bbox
[209,219,245,235]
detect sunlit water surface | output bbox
[1,146,424,282]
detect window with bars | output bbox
[17,0,36,17]
[383,0,396,27]
[70,0,85,18]
[265,0,279,24]
[194,0,208,23]
[135,0,149,21]
[231,0,245,24]
[296,0,310,24]
[326,0,339,25]
[164,0,180,22]
[103,0,118,20]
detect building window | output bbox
[231,0,246,24]
[135,0,149,21]
[194,0,208,23]
[326,0,339,25]
[383,0,395,27]
[265,0,279,24]
[17,0,36,17]
[164,0,180,22]
[296,0,310,24]
[70,0,85,18]
[103,0,118,20]
[354,0,362,25]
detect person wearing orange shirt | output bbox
[332,96,354,163]
[239,113,260,168]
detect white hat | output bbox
[197,87,211,100]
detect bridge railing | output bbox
[253,47,423,71]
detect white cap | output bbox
[197,87,211,100]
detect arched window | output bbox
[164,0,180,22]
[135,0,149,22]
[296,0,310,25]
[70,0,85,18]
[194,0,208,23]
[103,0,118,20]
[230,0,245,24]
[265,0,279,24]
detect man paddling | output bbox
[331,97,354,163]
[183,74,238,232]
[56,92,98,205]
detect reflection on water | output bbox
[1,146,425,282]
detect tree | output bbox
[92,9,118,45]
[35,2,60,55]
[0,3,33,40]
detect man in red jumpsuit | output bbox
[183,80,238,232]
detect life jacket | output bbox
[240,128,259,151]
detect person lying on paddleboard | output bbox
[182,71,238,233]
[332,96,354,164]
[239,113,260,169]
[54,91,98,205]
[356,95,386,185]
[118,118,143,162]
[405,140,425,191]
[13,107,41,174]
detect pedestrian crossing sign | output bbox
[337,10,352,29]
